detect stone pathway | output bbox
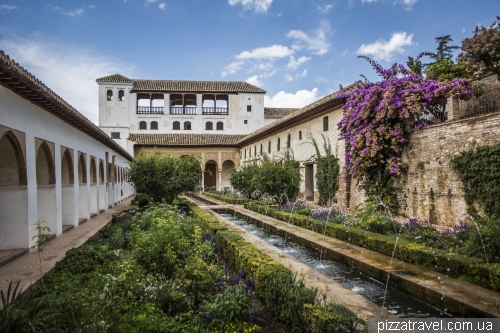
[0,198,133,298]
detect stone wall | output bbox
[395,111,500,226]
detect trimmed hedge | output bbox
[203,192,248,205]
[203,193,500,291]
[186,200,365,332]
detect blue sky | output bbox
[0,0,498,123]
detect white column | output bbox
[54,144,62,235]
[26,133,38,248]
[218,169,222,191]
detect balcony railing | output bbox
[170,107,197,115]
[202,107,229,115]
[137,106,164,114]
[458,83,500,119]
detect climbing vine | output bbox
[450,144,500,219]
[338,56,473,207]
[310,135,340,206]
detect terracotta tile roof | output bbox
[131,80,266,94]
[264,107,300,118]
[237,82,360,146]
[96,74,133,83]
[128,133,246,147]
[0,51,133,161]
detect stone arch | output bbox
[61,149,74,185]
[204,160,217,189]
[0,131,27,186]
[78,153,87,184]
[99,160,105,184]
[221,160,235,190]
[90,157,97,184]
[36,141,55,185]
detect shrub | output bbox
[303,302,365,333]
[55,244,115,275]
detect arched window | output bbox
[118,90,125,101]
[216,121,224,130]
[268,141,271,154]
[173,121,180,130]
[206,121,213,130]
[139,121,147,130]
[61,150,74,185]
[107,89,113,101]
[287,134,291,148]
[78,154,87,184]
[260,144,263,155]
[184,121,192,130]
[277,138,281,152]
[151,121,158,130]
[0,132,27,187]
[99,161,105,184]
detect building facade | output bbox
[0,52,134,251]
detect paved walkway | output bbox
[0,198,133,297]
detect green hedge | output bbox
[187,201,365,333]
[201,193,499,291]
[203,192,248,205]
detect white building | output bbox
[96,74,273,156]
[0,51,134,252]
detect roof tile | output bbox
[264,107,300,118]
[128,133,246,147]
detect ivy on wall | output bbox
[450,144,500,219]
[310,135,340,206]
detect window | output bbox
[247,105,252,112]
[118,90,125,101]
[287,134,291,148]
[173,121,180,130]
[323,116,329,132]
[206,121,213,130]
[216,121,224,130]
[244,149,247,159]
[299,131,302,140]
[184,121,192,130]
[277,138,281,151]
[106,89,113,101]
[111,132,120,139]
[150,121,158,130]
[139,121,147,130]
[260,144,263,155]
[244,120,248,124]
[268,141,271,154]
[254,146,256,157]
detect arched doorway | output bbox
[36,141,56,236]
[98,160,106,212]
[221,160,235,191]
[0,131,28,249]
[204,160,217,190]
[61,148,75,226]
[90,157,98,215]
[78,153,88,222]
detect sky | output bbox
[0,0,498,124]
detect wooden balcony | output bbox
[202,107,228,115]
[137,107,164,114]
[170,107,197,115]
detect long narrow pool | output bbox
[216,211,452,318]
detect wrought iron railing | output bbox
[458,82,500,119]
[202,107,229,115]
[170,107,197,115]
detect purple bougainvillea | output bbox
[337,56,473,203]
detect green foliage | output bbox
[55,244,116,274]
[128,149,201,204]
[426,58,474,82]
[303,302,365,333]
[311,135,340,206]
[174,257,219,300]
[350,202,399,235]
[459,16,500,80]
[230,150,301,200]
[450,144,500,219]
[201,280,252,324]
[0,281,53,333]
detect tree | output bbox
[459,16,500,80]
[128,149,201,204]
[430,35,459,62]
[424,35,473,82]
[310,135,340,206]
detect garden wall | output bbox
[394,111,500,225]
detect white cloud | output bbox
[340,49,348,57]
[159,2,167,10]
[287,22,331,56]
[0,5,18,12]
[317,4,333,13]
[356,31,414,62]
[221,60,244,77]
[236,44,294,60]
[285,55,310,70]
[264,88,320,108]
[284,74,293,82]
[398,0,418,10]
[246,75,262,86]
[47,5,94,17]
[0,37,135,124]
[362,0,378,3]
[277,12,282,17]
[146,0,158,3]
[284,69,308,82]
[228,0,273,13]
